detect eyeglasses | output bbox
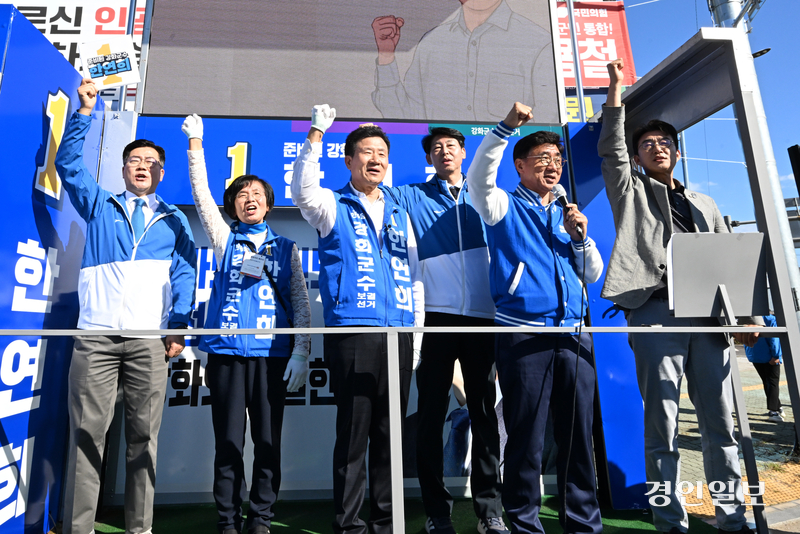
[638,138,675,152]
[126,156,161,168]
[526,153,566,168]
[236,191,264,202]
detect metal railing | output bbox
[21,323,786,533]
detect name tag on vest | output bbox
[241,252,266,278]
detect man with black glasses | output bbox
[467,102,604,534]
[56,78,196,534]
[599,58,755,534]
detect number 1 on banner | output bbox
[36,91,70,200]
[226,142,251,189]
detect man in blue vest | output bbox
[382,128,507,534]
[291,105,424,534]
[56,79,197,534]
[467,102,605,534]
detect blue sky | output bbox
[620,0,799,227]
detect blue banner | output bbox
[136,116,565,207]
[0,6,102,533]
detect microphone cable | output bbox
[552,184,589,530]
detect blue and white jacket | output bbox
[384,177,495,319]
[200,224,294,357]
[55,112,196,331]
[317,185,416,327]
[466,122,604,328]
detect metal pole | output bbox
[732,0,756,27]
[730,32,800,502]
[718,285,768,534]
[788,145,800,198]
[708,0,746,28]
[565,0,586,121]
[723,215,734,233]
[386,331,405,533]
[118,0,137,112]
[134,0,155,114]
[709,0,800,524]
[678,131,690,188]
[124,0,136,35]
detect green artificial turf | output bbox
[92,497,720,533]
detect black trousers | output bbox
[206,354,288,534]
[324,331,413,534]
[415,312,502,519]
[496,332,601,534]
[753,361,782,412]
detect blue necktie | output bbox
[132,198,146,240]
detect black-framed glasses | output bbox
[126,156,161,168]
[638,138,674,152]
[526,153,566,168]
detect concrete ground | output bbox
[677,346,800,532]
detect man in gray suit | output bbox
[599,58,755,534]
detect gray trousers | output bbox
[62,335,168,534]
[628,298,746,533]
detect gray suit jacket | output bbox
[598,106,728,310]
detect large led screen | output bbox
[141,0,561,123]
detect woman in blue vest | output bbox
[182,114,311,534]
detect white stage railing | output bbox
[18,324,786,534]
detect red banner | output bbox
[557,1,637,88]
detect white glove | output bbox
[181,113,204,140]
[283,353,309,392]
[311,104,336,134]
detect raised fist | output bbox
[503,102,533,129]
[77,79,98,115]
[311,104,336,134]
[372,15,404,64]
[607,58,625,86]
[181,113,204,140]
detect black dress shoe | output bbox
[249,524,270,534]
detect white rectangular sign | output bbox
[79,34,140,89]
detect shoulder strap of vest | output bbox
[261,251,293,327]
[235,235,294,327]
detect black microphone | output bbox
[551,184,583,239]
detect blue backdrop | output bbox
[135,116,564,206]
[0,6,104,533]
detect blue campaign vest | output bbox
[199,223,295,357]
[486,185,587,327]
[318,186,416,327]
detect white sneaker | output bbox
[478,517,510,534]
[768,410,785,422]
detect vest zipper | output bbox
[454,193,466,315]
